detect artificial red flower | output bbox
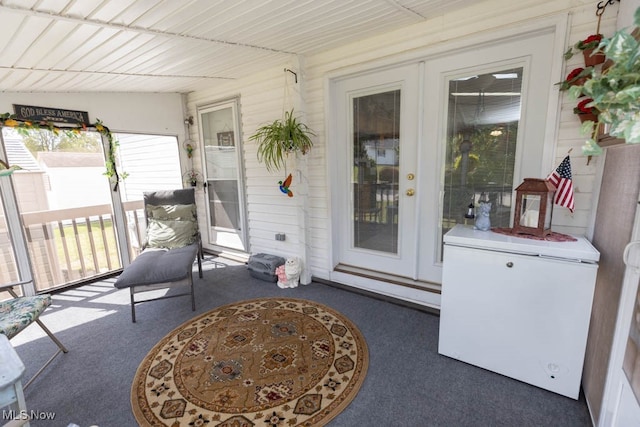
[574,98,597,115]
[566,67,584,81]
[577,34,603,50]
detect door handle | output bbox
[406,188,415,196]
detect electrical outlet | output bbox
[275,233,286,241]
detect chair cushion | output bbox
[114,244,199,289]
[0,294,52,339]
[144,203,198,249]
[144,189,195,206]
[146,204,196,221]
[146,218,198,249]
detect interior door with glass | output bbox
[333,64,420,276]
[198,100,247,252]
[418,29,557,283]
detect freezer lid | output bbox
[444,225,600,263]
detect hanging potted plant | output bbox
[567,7,640,155]
[573,98,599,123]
[565,34,606,66]
[249,109,315,172]
[557,67,592,92]
[183,169,201,187]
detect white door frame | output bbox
[419,30,557,283]
[331,64,420,276]
[197,97,248,253]
[325,14,568,307]
[599,195,640,426]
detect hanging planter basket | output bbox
[249,109,315,172]
[574,98,599,123]
[577,112,599,123]
[582,47,606,66]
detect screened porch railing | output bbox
[7,200,144,292]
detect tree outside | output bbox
[11,127,102,155]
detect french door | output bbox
[331,29,556,284]
[333,65,420,275]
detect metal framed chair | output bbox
[114,188,203,322]
[0,280,68,389]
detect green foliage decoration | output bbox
[566,7,640,155]
[249,109,315,172]
[0,113,125,189]
[564,34,604,60]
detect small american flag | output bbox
[547,155,575,213]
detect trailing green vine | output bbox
[0,113,125,191]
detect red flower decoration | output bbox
[566,67,584,81]
[577,34,603,50]
[574,98,597,115]
[584,34,602,44]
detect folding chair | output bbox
[0,281,68,389]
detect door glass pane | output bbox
[201,107,241,231]
[352,90,400,254]
[209,180,240,229]
[441,68,522,254]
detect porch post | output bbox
[290,55,312,285]
[102,133,132,268]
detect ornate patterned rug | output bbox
[131,297,369,426]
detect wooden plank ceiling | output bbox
[0,0,476,93]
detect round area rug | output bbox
[131,297,369,426]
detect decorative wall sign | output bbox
[217,131,234,147]
[13,104,90,125]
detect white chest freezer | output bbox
[438,224,600,399]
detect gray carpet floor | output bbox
[8,255,592,426]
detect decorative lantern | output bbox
[512,178,555,238]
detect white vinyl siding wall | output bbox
[185,0,619,280]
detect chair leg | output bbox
[23,319,68,389]
[197,242,203,278]
[190,274,196,312]
[130,288,137,323]
[35,318,68,353]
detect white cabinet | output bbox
[438,225,600,399]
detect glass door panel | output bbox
[420,28,556,284]
[333,63,419,277]
[353,90,400,254]
[199,100,246,251]
[441,67,522,249]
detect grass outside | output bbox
[52,219,122,275]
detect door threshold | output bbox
[334,263,441,294]
[205,246,250,263]
[314,276,440,316]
